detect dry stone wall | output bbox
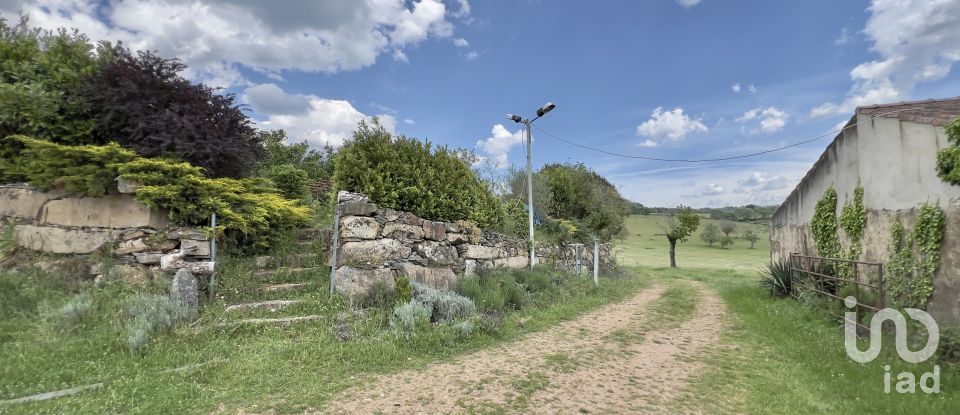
[332,191,614,299]
[0,183,214,285]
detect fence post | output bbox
[207,213,217,301]
[593,239,599,286]
[328,205,341,300]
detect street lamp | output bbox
[506,101,556,270]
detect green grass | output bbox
[0,262,649,414]
[617,214,770,272]
[615,221,958,414]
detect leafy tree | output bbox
[631,202,651,215]
[719,235,734,249]
[82,45,263,177]
[743,228,759,249]
[700,223,720,246]
[720,220,737,237]
[0,14,102,144]
[263,163,309,200]
[735,207,759,221]
[531,163,631,241]
[660,206,700,268]
[333,120,504,228]
[256,129,334,181]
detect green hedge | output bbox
[333,121,504,228]
[1,135,309,250]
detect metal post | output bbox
[525,119,535,270]
[593,239,599,286]
[328,205,341,299]
[207,213,217,301]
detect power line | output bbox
[532,107,925,163]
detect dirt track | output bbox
[322,282,727,414]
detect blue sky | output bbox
[5,0,960,207]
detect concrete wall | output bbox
[332,192,615,299]
[770,114,960,324]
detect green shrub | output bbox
[389,300,431,338]
[263,163,309,200]
[333,120,504,228]
[1,135,311,251]
[513,267,555,294]
[123,294,189,352]
[477,311,502,335]
[356,280,397,309]
[395,274,413,303]
[0,16,100,145]
[412,282,476,323]
[759,260,793,297]
[452,319,475,338]
[938,327,960,366]
[936,117,960,186]
[458,271,527,311]
[51,291,93,330]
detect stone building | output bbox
[770,97,960,324]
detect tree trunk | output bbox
[669,238,677,268]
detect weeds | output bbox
[50,292,93,330]
[412,282,476,323]
[390,300,431,338]
[123,294,190,353]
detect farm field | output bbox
[617,214,770,272]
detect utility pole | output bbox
[506,102,556,271]
[525,119,535,269]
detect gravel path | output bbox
[322,282,727,414]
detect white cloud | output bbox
[811,0,960,118]
[392,48,409,63]
[403,118,416,125]
[736,171,789,191]
[731,83,741,93]
[464,51,479,60]
[453,38,469,47]
[835,27,851,45]
[747,83,757,93]
[475,124,524,168]
[676,0,702,8]
[639,139,659,148]
[243,83,310,115]
[5,0,470,87]
[735,106,789,134]
[689,183,724,197]
[636,107,707,140]
[248,83,394,148]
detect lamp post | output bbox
[507,102,556,270]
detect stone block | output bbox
[395,263,458,290]
[382,223,424,243]
[116,177,141,194]
[115,237,178,255]
[340,201,378,216]
[340,216,380,240]
[459,244,500,260]
[415,241,459,265]
[170,269,199,319]
[134,252,165,265]
[180,239,211,256]
[40,194,168,229]
[422,220,446,241]
[338,239,411,268]
[0,186,65,220]
[395,211,423,226]
[336,266,396,300]
[446,232,470,245]
[14,225,115,254]
[110,264,151,286]
[337,191,370,203]
[493,256,529,269]
[378,208,401,221]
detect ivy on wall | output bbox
[887,203,946,309]
[811,186,841,259]
[839,184,867,260]
[936,117,960,186]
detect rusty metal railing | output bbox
[789,253,885,332]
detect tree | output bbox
[743,229,760,249]
[735,207,760,221]
[720,220,737,238]
[660,206,700,268]
[83,45,263,177]
[937,116,960,185]
[700,223,720,246]
[720,235,734,249]
[0,14,103,144]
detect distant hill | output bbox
[629,202,778,222]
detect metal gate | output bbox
[789,253,885,331]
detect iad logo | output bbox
[843,296,940,394]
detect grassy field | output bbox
[617,214,770,272]
[614,215,959,414]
